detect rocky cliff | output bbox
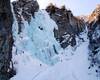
[46,4,85,48]
[87,4,100,72]
[0,0,15,80]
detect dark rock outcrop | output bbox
[0,0,15,80]
[46,4,85,48]
[88,4,100,72]
[12,0,39,34]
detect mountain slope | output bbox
[0,0,100,80]
[87,4,100,76]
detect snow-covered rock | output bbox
[46,4,85,48]
[87,4,100,75]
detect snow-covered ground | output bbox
[10,10,98,80]
[11,31,98,80]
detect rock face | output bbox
[46,4,85,48]
[88,4,100,71]
[0,0,15,80]
[12,0,39,34]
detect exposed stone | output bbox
[0,0,15,80]
[12,0,39,34]
[46,4,85,48]
[87,4,100,71]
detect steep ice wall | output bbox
[12,10,61,65]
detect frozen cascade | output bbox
[12,10,61,65]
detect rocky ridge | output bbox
[46,4,85,48]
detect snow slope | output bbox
[32,31,97,80]
[10,52,48,80]
[11,22,97,80]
